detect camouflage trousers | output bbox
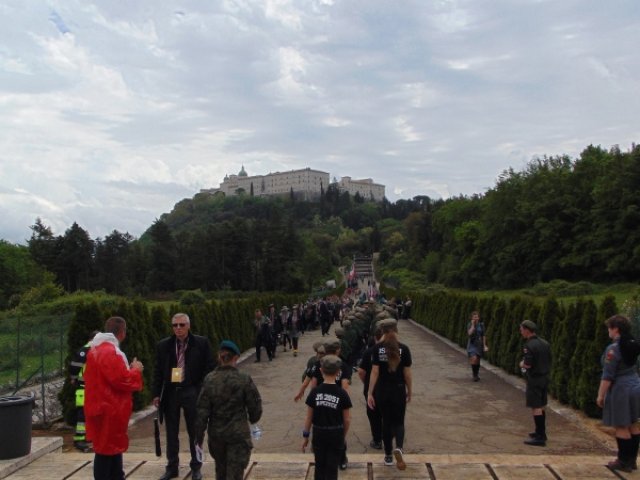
[209,437,251,480]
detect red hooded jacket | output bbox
[84,333,143,455]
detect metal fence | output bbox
[0,313,71,424]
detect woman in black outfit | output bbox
[366,318,412,471]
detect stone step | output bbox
[3,452,624,479]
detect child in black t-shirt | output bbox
[302,355,352,480]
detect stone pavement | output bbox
[3,319,632,479]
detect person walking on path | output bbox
[301,354,352,480]
[466,311,488,381]
[367,318,412,470]
[84,317,144,480]
[280,306,292,352]
[254,308,274,362]
[597,314,640,472]
[152,313,215,480]
[519,319,552,447]
[267,304,281,358]
[358,327,383,450]
[195,340,263,480]
[288,304,303,356]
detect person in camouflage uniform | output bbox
[195,340,262,480]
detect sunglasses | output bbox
[172,323,187,328]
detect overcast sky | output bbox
[1,1,638,245]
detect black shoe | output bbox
[524,435,546,446]
[254,359,261,362]
[528,432,547,440]
[191,469,203,480]
[369,440,383,449]
[473,376,479,382]
[608,459,633,473]
[158,471,179,480]
[73,441,92,453]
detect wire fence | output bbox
[0,313,71,424]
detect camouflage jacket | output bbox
[195,365,262,444]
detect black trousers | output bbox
[255,337,273,361]
[93,453,124,480]
[312,430,343,480]
[163,386,201,472]
[364,392,382,443]
[376,385,407,455]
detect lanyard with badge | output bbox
[171,340,187,382]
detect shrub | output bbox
[179,289,207,306]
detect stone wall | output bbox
[4,377,65,426]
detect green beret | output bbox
[219,340,241,356]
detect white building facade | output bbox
[201,167,385,202]
[336,176,386,202]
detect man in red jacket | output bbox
[84,316,144,480]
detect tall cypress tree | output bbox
[60,301,104,424]
[571,300,598,412]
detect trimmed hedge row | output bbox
[410,291,616,418]
[60,293,300,424]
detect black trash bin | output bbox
[0,394,34,459]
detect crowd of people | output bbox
[70,293,640,479]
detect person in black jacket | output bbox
[519,320,552,447]
[358,327,383,450]
[152,313,215,480]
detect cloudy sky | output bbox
[1,1,638,244]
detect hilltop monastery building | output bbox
[201,166,385,202]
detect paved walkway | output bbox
[3,319,629,479]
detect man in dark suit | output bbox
[152,313,215,480]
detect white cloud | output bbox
[0,0,638,243]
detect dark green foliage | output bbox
[485,298,506,365]
[574,299,615,417]
[550,301,582,403]
[146,220,177,292]
[93,230,134,295]
[569,300,597,409]
[503,298,529,375]
[60,301,104,424]
[0,241,47,309]
[537,297,560,342]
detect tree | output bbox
[57,222,94,292]
[28,218,59,274]
[94,230,133,294]
[146,220,177,292]
[0,241,46,309]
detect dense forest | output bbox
[0,143,638,310]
